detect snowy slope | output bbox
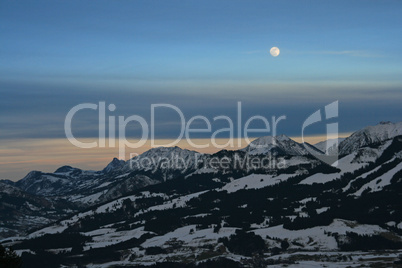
[339,121,402,155]
[352,161,402,196]
[253,219,391,251]
[220,173,292,193]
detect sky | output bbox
[1,0,402,180]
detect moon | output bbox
[270,47,280,57]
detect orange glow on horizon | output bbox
[0,133,351,181]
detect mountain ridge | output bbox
[8,121,402,187]
[1,121,401,249]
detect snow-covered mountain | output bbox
[1,121,402,267]
[242,134,310,156]
[339,121,402,155]
[0,181,76,238]
[14,169,98,197]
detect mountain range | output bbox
[1,121,402,267]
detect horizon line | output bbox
[0,133,352,182]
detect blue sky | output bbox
[2,1,402,83]
[0,0,402,179]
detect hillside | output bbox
[1,122,402,267]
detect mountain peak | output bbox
[103,158,125,173]
[54,165,76,173]
[339,121,402,155]
[242,135,308,156]
[111,157,122,163]
[276,134,291,141]
[248,134,291,146]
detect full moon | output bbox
[270,47,280,57]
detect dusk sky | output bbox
[1,0,402,180]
